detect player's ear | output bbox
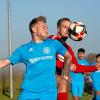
[31,26,37,33]
[57,27,59,33]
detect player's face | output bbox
[96,57,100,63]
[58,20,71,37]
[32,21,48,40]
[78,52,85,60]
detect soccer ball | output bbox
[68,22,87,41]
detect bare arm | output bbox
[62,51,72,79]
[0,59,11,69]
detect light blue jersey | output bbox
[70,58,89,97]
[70,58,89,82]
[8,39,67,94]
[91,63,100,91]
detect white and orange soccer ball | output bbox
[68,22,87,41]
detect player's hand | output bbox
[68,75,72,83]
[63,75,71,83]
[96,63,100,70]
[70,64,76,71]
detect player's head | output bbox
[87,53,96,64]
[96,54,100,63]
[29,16,48,40]
[78,48,85,60]
[57,18,71,38]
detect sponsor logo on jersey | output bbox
[29,56,53,64]
[29,48,34,52]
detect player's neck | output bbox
[57,33,67,41]
[57,33,62,38]
[32,35,44,43]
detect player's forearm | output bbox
[0,59,10,69]
[62,53,71,76]
[74,64,97,73]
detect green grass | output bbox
[0,71,22,100]
[0,93,10,100]
[0,91,19,100]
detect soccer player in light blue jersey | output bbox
[70,48,89,100]
[91,54,100,100]
[0,16,71,100]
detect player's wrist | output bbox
[63,75,69,80]
[70,63,76,71]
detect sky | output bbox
[0,0,100,58]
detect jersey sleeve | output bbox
[7,48,22,65]
[54,40,67,56]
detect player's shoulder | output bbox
[48,35,60,40]
[82,59,89,65]
[48,35,61,43]
[46,38,58,43]
[46,38,61,47]
[15,41,32,51]
[83,59,88,62]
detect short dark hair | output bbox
[96,54,100,58]
[57,18,71,28]
[29,16,46,33]
[78,48,85,53]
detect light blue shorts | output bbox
[71,81,84,97]
[96,95,100,100]
[18,89,57,100]
[93,84,100,91]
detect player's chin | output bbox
[62,32,67,36]
[41,35,48,40]
[62,34,69,38]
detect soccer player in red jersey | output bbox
[49,18,100,100]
